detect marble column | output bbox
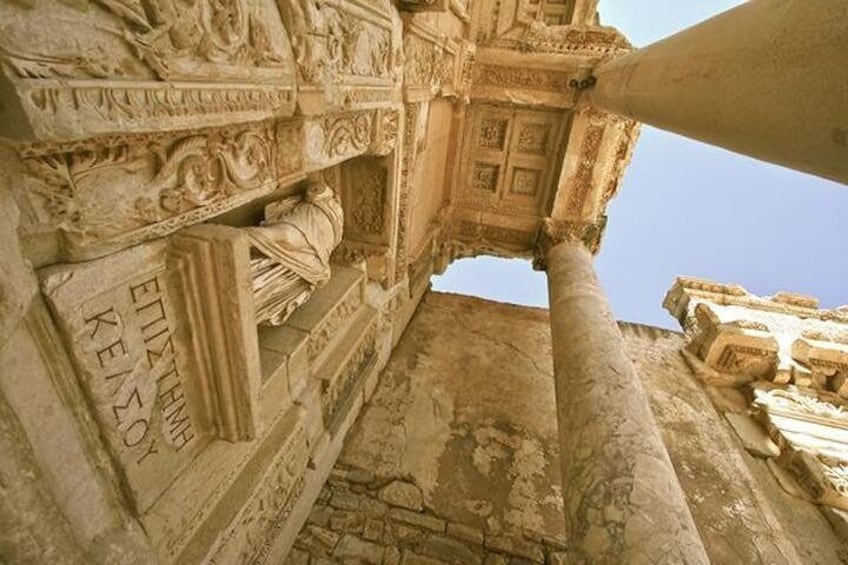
[539,220,708,563]
[587,0,848,185]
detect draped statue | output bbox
[248,181,344,326]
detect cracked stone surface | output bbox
[339,291,563,541]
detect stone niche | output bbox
[39,203,382,561]
[330,154,397,286]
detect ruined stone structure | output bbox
[0,1,846,563]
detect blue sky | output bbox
[433,0,848,329]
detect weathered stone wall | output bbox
[622,322,848,564]
[288,292,566,564]
[288,293,848,564]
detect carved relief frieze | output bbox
[479,118,509,149]
[403,34,440,88]
[324,113,373,158]
[472,163,501,192]
[666,278,848,396]
[474,64,572,93]
[304,110,379,170]
[473,0,631,57]
[206,408,309,564]
[307,290,365,363]
[669,279,848,511]
[342,157,389,239]
[0,0,297,140]
[277,0,399,113]
[459,104,565,218]
[517,122,552,155]
[19,119,299,259]
[455,40,477,97]
[449,218,538,261]
[331,240,393,286]
[564,122,604,216]
[600,118,640,208]
[402,19,459,99]
[752,384,848,510]
[791,335,848,396]
[370,108,401,156]
[394,103,426,284]
[510,168,541,196]
[278,0,394,84]
[277,119,306,179]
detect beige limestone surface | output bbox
[340,292,563,541]
[289,291,848,564]
[621,323,846,564]
[6,0,845,561]
[288,291,566,564]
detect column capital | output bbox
[533,216,607,270]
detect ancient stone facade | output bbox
[0,1,640,563]
[2,0,846,563]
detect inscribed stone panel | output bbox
[41,241,207,512]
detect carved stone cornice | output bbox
[664,276,846,328]
[532,216,606,270]
[667,276,848,512]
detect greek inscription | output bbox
[123,418,149,447]
[130,275,196,451]
[78,271,198,468]
[136,439,159,465]
[84,306,119,339]
[96,338,127,367]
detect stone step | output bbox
[257,264,366,410]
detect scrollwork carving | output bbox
[323,112,373,158]
[20,121,280,257]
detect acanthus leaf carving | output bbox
[533,216,607,270]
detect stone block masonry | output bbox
[287,465,566,565]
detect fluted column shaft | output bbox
[545,237,708,563]
[587,0,848,185]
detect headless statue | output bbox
[248,181,344,326]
